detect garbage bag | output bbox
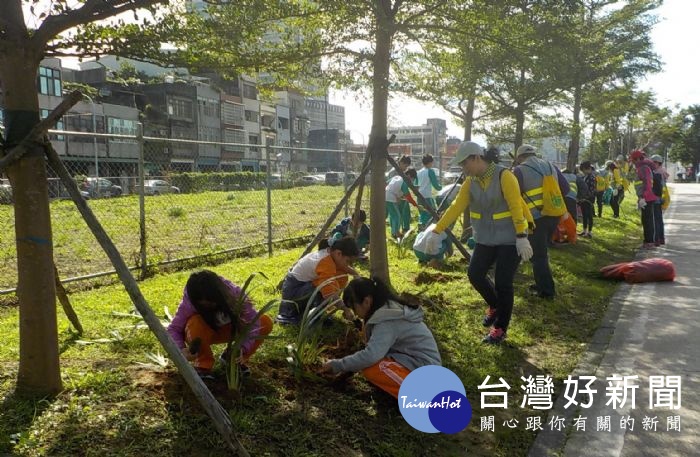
[600,258,675,283]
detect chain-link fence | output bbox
[0,128,371,292]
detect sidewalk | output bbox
[529,183,700,457]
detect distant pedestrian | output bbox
[386,155,413,231]
[650,154,669,245]
[577,161,596,238]
[321,277,441,399]
[605,160,625,218]
[629,150,661,249]
[385,168,418,239]
[416,154,442,228]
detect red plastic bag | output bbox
[600,258,675,283]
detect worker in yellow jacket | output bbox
[433,141,533,344]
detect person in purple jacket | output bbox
[167,270,273,376]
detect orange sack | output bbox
[600,258,675,283]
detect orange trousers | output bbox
[361,358,411,399]
[185,313,273,370]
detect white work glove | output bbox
[637,198,647,210]
[515,237,533,262]
[427,223,438,234]
[612,188,618,197]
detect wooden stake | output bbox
[53,263,83,335]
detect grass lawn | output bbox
[0,198,642,456]
[0,185,367,290]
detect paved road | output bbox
[530,183,700,457]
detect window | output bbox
[244,110,258,123]
[223,128,246,153]
[64,113,105,143]
[222,101,244,127]
[198,97,220,118]
[40,109,64,141]
[107,117,138,143]
[38,67,62,96]
[249,134,259,154]
[167,96,193,119]
[242,83,257,99]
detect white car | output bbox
[143,179,180,195]
[300,175,323,185]
[443,166,463,183]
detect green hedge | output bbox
[169,172,267,193]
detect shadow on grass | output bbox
[0,388,54,455]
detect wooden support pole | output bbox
[43,143,249,456]
[385,153,471,261]
[351,151,372,240]
[53,264,83,335]
[297,163,371,261]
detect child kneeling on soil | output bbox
[277,237,360,325]
[167,270,273,377]
[331,209,370,255]
[321,277,442,399]
[413,226,451,268]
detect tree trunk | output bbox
[367,3,394,284]
[514,104,525,149]
[567,85,582,171]
[463,98,475,141]
[1,47,62,396]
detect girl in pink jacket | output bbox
[167,270,273,376]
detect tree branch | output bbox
[0,91,83,172]
[33,0,164,46]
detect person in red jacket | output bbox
[629,150,661,248]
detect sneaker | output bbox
[237,363,251,378]
[585,232,593,239]
[482,327,507,344]
[195,368,216,381]
[482,308,497,327]
[659,238,665,245]
[218,350,231,368]
[578,231,587,236]
[276,313,301,326]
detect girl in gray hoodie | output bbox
[322,277,441,398]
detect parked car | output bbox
[143,179,180,195]
[443,166,463,183]
[81,177,122,198]
[299,175,323,185]
[325,171,344,185]
[0,179,12,204]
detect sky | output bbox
[334,0,700,145]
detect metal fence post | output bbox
[137,123,147,279]
[265,141,273,257]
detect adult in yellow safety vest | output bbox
[605,160,625,218]
[513,144,570,299]
[433,141,533,344]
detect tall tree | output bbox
[559,0,660,170]
[175,1,464,283]
[0,0,171,396]
[670,105,700,173]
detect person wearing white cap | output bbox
[432,141,533,344]
[650,154,669,245]
[513,144,570,299]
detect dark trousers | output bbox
[595,191,604,216]
[653,202,664,243]
[467,243,521,331]
[565,198,577,229]
[641,202,655,243]
[610,189,621,217]
[580,201,594,232]
[529,216,559,298]
[279,274,320,318]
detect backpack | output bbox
[603,187,613,205]
[522,162,566,217]
[652,171,663,197]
